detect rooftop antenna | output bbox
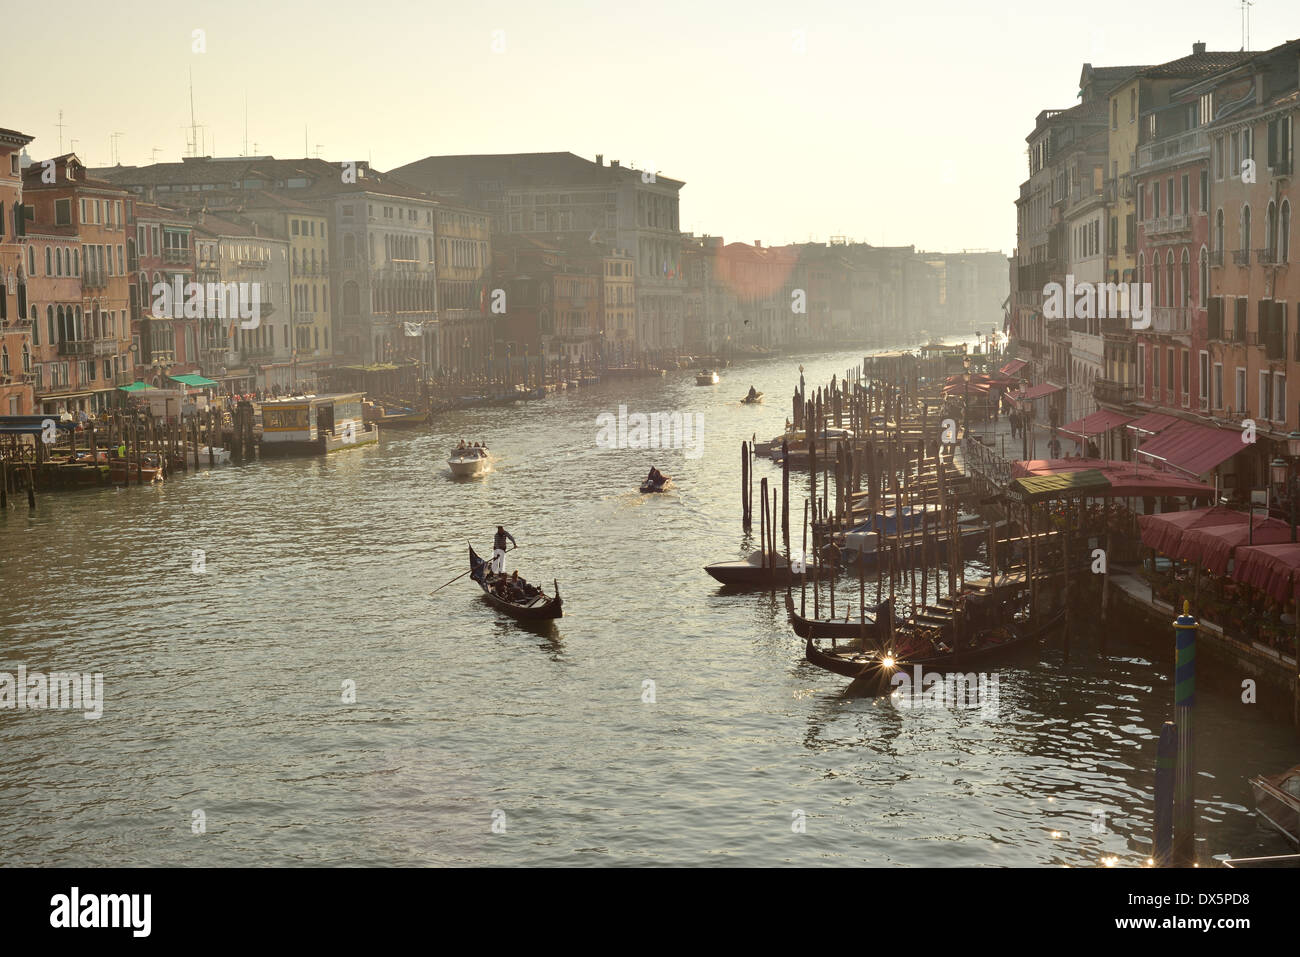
[150,146,161,163]
[55,109,66,154]
[315,144,324,159]
[243,93,249,156]
[1241,0,1254,51]
[110,132,123,165]
[186,67,200,157]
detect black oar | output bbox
[429,543,517,595]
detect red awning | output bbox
[1233,543,1300,602]
[1134,420,1249,477]
[1011,382,1062,402]
[1059,409,1135,442]
[1010,457,1212,499]
[1174,516,1292,575]
[999,359,1028,376]
[1126,412,1180,436]
[1136,506,1247,554]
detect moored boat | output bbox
[198,446,231,465]
[1250,765,1300,845]
[704,549,820,587]
[468,546,562,620]
[803,606,1064,684]
[784,590,885,639]
[695,369,719,385]
[741,390,764,404]
[108,453,163,483]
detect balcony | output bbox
[1094,378,1138,406]
[57,340,93,356]
[1151,306,1191,334]
[1047,318,1068,340]
[1232,320,1246,343]
[1210,249,1224,268]
[93,338,117,356]
[239,345,275,359]
[1257,247,1279,265]
[83,267,107,288]
[162,248,190,264]
[1138,129,1209,170]
[238,258,268,269]
[1233,249,1251,266]
[1147,214,1191,236]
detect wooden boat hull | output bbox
[804,608,1064,682]
[108,462,163,483]
[784,590,883,639]
[741,393,764,404]
[468,546,562,620]
[1250,766,1300,845]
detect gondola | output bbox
[783,590,885,639]
[640,475,672,493]
[804,607,1065,681]
[740,391,764,404]
[468,546,563,620]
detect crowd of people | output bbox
[489,569,540,604]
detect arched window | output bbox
[44,246,52,276]
[1241,204,1251,253]
[1181,249,1191,307]
[47,305,55,344]
[1,346,8,375]
[1281,201,1291,263]
[56,305,66,343]
[22,343,30,373]
[1166,252,1175,309]
[72,248,78,275]
[1215,209,1224,253]
[1199,247,1209,308]
[55,248,63,276]
[1267,201,1278,259]
[27,246,36,275]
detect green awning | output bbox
[118,381,153,392]
[1010,469,1111,501]
[169,373,218,388]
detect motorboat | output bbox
[695,369,719,385]
[448,445,492,478]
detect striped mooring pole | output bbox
[1173,600,1198,866]
[1152,722,1176,866]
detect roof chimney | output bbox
[611,159,620,168]
[1193,41,1206,55]
[754,240,761,248]
[595,154,603,166]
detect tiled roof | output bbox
[1142,51,1255,79]
[390,152,684,191]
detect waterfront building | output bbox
[23,154,134,413]
[130,202,198,381]
[0,128,35,416]
[389,152,685,357]
[434,201,492,376]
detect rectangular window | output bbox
[1152,345,1160,389]
[1261,371,1272,421]
[1213,362,1223,409]
[1199,171,1208,212]
[1181,174,1189,216]
[1237,367,1247,413]
[1182,350,1190,405]
[1199,351,1209,406]
[1276,373,1287,423]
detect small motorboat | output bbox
[448,445,491,478]
[740,391,764,404]
[109,452,164,483]
[198,446,231,465]
[704,550,820,587]
[1250,764,1300,845]
[695,369,719,385]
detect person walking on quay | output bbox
[492,525,517,574]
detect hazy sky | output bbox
[8,1,1296,254]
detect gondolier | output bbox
[492,525,516,573]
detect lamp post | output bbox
[962,354,971,442]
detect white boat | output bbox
[448,446,492,478]
[198,446,231,465]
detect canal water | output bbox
[1,341,1296,867]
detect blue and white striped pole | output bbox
[1173,600,1198,866]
